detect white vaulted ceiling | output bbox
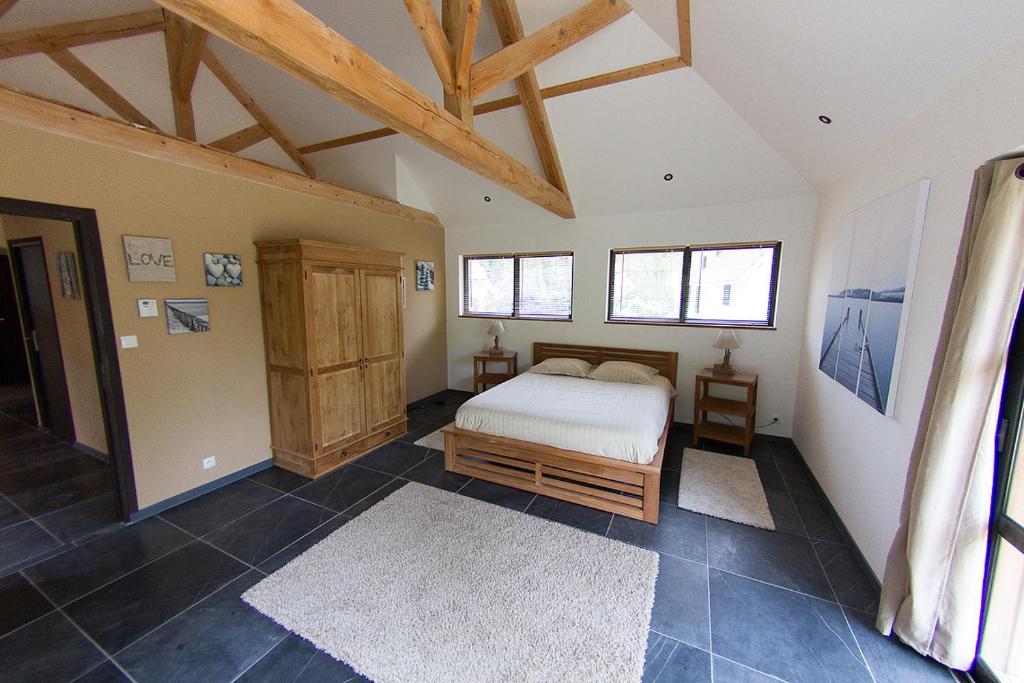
[1,1,1022,226]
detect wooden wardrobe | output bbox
[256,240,407,478]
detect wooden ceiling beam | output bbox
[490,0,567,193]
[676,0,691,65]
[208,122,269,153]
[200,48,315,177]
[0,0,21,21]
[178,25,207,97]
[154,0,573,218]
[441,0,478,125]
[299,56,685,155]
[162,11,196,140]
[469,0,631,99]
[45,48,158,130]
[402,0,455,94]
[0,10,164,59]
[453,0,480,98]
[0,86,441,225]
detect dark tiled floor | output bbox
[1,391,954,682]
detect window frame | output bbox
[605,241,782,329]
[460,250,574,322]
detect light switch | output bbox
[137,299,158,318]
[120,335,139,349]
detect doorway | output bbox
[0,198,136,523]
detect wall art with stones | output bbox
[204,252,242,287]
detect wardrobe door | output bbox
[310,265,365,452]
[359,269,405,433]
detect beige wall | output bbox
[792,40,1024,577]
[2,215,108,453]
[0,121,447,509]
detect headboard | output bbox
[532,342,679,388]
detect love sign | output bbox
[123,235,176,282]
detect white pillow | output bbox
[587,360,660,385]
[529,357,593,378]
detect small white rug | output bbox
[412,428,444,450]
[243,482,659,682]
[678,448,775,530]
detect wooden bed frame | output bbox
[442,342,677,524]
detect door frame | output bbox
[8,236,76,441]
[0,197,137,520]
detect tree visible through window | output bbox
[462,252,573,320]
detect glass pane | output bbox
[609,251,684,320]
[980,539,1024,681]
[1007,430,1024,524]
[465,257,513,316]
[686,246,775,323]
[518,254,573,319]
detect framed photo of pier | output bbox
[818,179,930,416]
[165,298,211,335]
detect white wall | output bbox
[793,40,1024,578]
[445,196,818,436]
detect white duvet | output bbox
[454,372,674,465]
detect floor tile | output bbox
[64,540,248,652]
[0,439,76,476]
[0,572,53,636]
[116,570,287,683]
[843,607,953,682]
[643,632,711,682]
[160,479,281,536]
[0,520,63,574]
[775,459,821,498]
[526,495,613,534]
[651,554,710,650]
[355,441,429,476]
[459,478,536,511]
[754,457,787,491]
[659,469,680,503]
[74,660,132,682]
[608,504,707,563]
[765,488,807,536]
[292,464,394,513]
[206,496,337,566]
[258,514,351,574]
[247,466,312,493]
[3,465,113,517]
[712,656,779,682]
[709,568,871,682]
[815,541,880,612]
[0,611,105,683]
[25,516,194,606]
[341,478,408,517]
[0,495,27,529]
[35,492,120,544]
[403,452,471,491]
[706,518,833,600]
[793,494,847,544]
[237,632,370,682]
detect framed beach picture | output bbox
[818,179,930,415]
[416,260,435,291]
[165,298,211,335]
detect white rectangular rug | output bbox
[678,448,776,530]
[412,428,444,450]
[243,482,659,682]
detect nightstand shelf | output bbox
[693,368,758,456]
[473,352,518,393]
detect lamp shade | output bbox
[712,330,740,350]
[486,320,506,337]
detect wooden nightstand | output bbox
[692,368,758,456]
[473,351,518,393]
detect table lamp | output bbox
[712,330,740,375]
[486,320,506,355]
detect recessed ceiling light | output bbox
[663,173,674,181]
[483,195,492,202]
[818,115,833,125]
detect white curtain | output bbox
[878,157,1024,669]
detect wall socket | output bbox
[202,456,216,470]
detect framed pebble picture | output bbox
[204,252,242,287]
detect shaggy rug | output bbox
[412,428,444,451]
[243,482,659,682]
[677,448,775,530]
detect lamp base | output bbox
[488,346,505,356]
[712,362,736,376]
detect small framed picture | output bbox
[204,253,242,287]
[56,252,80,299]
[165,298,210,335]
[415,260,435,291]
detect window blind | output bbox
[462,252,574,320]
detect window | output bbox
[461,252,573,320]
[607,242,781,327]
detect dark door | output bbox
[0,254,31,385]
[9,238,75,441]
